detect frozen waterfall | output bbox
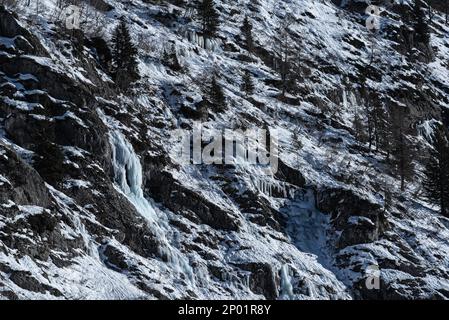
[279,264,295,300]
[109,131,195,282]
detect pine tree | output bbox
[111,20,140,90]
[396,131,415,191]
[379,102,394,161]
[372,97,389,153]
[273,17,295,97]
[352,107,366,143]
[445,2,449,25]
[240,69,255,97]
[292,128,303,166]
[289,49,303,93]
[197,0,220,38]
[413,0,430,46]
[361,88,375,150]
[207,75,226,112]
[423,125,449,217]
[389,106,415,191]
[240,15,254,53]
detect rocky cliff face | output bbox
[1,0,449,300]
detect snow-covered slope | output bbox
[1,0,449,299]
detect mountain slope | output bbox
[1,0,449,299]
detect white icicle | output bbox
[109,131,195,283]
[110,131,158,224]
[279,264,295,299]
[342,88,348,110]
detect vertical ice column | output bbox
[279,264,295,299]
[109,131,194,282]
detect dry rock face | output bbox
[1,1,449,300]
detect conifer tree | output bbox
[352,108,366,143]
[197,0,220,38]
[240,69,255,97]
[396,131,415,192]
[423,125,449,217]
[240,15,254,53]
[413,0,430,46]
[111,20,140,90]
[273,17,294,97]
[379,102,394,161]
[292,128,303,166]
[372,97,389,152]
[445,2,449,25]
[389,106,415,191]
[362,88,375,150]
[207,75,226,112]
